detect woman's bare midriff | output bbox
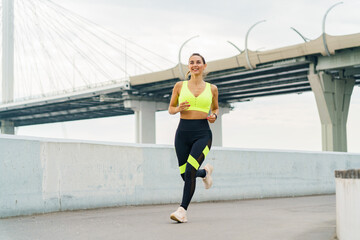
[180,110,208,120]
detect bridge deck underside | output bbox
[0,94,134,127]
[1,60,359,127]
[132,61,314,103]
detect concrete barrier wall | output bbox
[335,169,360,240]
[1,134,360,218]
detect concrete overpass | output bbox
[1,33,360,151]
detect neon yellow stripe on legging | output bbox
[203,145,210,157]
[179,163,187,174]
[187,155,200,170]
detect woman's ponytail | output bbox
[185,70,191,80]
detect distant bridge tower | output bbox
[1,0,15,134]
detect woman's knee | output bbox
[184,167,196,180]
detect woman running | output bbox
[168,53,219,223]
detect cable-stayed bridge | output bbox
[1,0,174,101]
[0,0,360,151]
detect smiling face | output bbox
[188,55,207,77]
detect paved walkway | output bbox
[0,195,336,240]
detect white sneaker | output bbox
[203,164,214,189]
[170,207,188,223]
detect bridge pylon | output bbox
[1,0,15,134]
[308,66,355,152]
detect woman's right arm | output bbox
[168,82,189,115]
[168,82,181,115]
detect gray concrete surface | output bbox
[4,135,360,219]
[0,195,336,240]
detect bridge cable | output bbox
[20,0,65,96]
[34,0,98,87]
[13,0,31,98]
[35,1,113,84]
[38,0,134,83]
[44,0,173,69]
[48,0,175,66]
[16,0,46,96]
[41,0,154,74]
[27,0,64,93]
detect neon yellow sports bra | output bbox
[178,81,212,113]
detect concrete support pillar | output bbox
[210,106,231,147]
[124,100,167,144]
[308,71,355,152]
[1,120,15,134]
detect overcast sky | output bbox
[16,0,360,153]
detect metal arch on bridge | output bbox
[1,33,360,150]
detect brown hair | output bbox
[190,53,206,64]
[185,53,206,80]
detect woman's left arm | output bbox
[207,84,219,123]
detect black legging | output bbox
[174,119,212,210]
